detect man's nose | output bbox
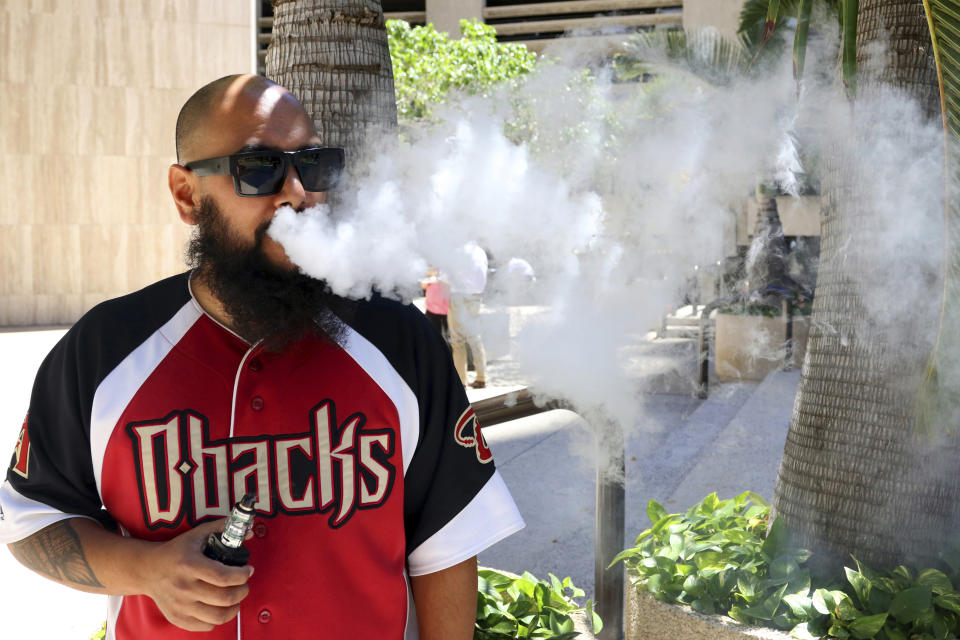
[274,164,307,210]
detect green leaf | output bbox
[834,592,862,622]
[609,547,644,568]
[744,491,769,507]
[891,566,913,588]
[828,621,852,638]
[880,626,908,640]
[762,518,790,559]
[683,574,705,599]
[932,612,949,640]
[889,586,933,624]
[549,574,563,594]
[934,593,960,616]
[650,513,677,537]
[700,492,720,513]
[585,599,603,633]
[648,499,668,525]
[846,566,872,609]
[848,612,888,639]
[769,555,803,586]
[783,593,814,618]
[741,583,789,621]
[813,588,836,615]
[917,569,954,596]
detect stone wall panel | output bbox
[1,1,253,326]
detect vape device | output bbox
[202,492,256,566]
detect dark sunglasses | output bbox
[184,147,345,196]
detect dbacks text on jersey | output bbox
[126,399,396,530]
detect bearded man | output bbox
[0,75,523,640]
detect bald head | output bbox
[175,74,314,163]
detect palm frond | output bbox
[840,0,859,98]
[615,29,749,87]
[919,0,960,432]
[793,0,814,81]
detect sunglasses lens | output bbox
[235,154,285,196]
[295,148,344,192]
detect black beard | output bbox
[186,196,347,350]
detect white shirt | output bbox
[449,241,488,295]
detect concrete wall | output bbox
[425,0,482,36]
[0,0,254,327]
[682,0,743,43]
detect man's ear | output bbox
[169,164,200,225]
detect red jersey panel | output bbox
[1,272,524,640]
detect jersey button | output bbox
[248,358,262,372]
[253,523,267,538]
[251,396,264,411]
[258,609,271,624]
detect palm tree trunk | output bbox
[266,0,398,162]
[772,0,957,574]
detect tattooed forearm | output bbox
[9,520,104,589]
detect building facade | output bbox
[2,0,739,327]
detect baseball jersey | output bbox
[0,272,524,639]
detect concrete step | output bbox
[665,316,704,327]
[659,326,701,340]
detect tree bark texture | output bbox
[266,0,398,163]
[772,0,958,574]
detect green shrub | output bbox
[387,19,537,122]
[476,569,602,639]
[614,492,960,640]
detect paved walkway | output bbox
[0,317,801,638]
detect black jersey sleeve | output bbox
[340,296,523,575]
[0,274,192,543]
[1,325,104,535]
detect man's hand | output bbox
[8,517,254,633]
[138,519,254,632]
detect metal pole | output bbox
[697,309,710,399]
[472,393,626,639]
[595,420,625,640]
[782,298,793,370]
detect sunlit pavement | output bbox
[0,326,107,639]
[0,317,802,637]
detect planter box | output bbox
[625,575,789,640]
[714,314,809,382]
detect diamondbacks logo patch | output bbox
[454,407,492,463]
[12,414,31,479]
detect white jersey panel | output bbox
[406,471,525,576]
[89,301,201,500]
[0,480,98,543]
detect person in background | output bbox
[448,241,489,389]
[421,268,451,345]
